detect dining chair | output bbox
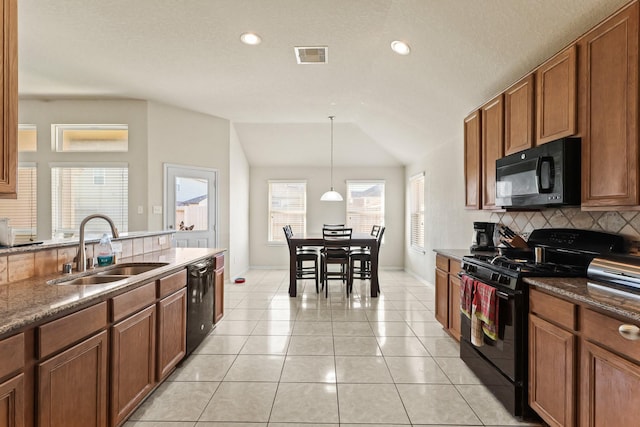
[320,227,352,297]
[349,226,385,293]
[283,226,319,293]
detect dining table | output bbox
[288,233,380,297]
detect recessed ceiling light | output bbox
[391,40,411,55]
[240,32,262,45]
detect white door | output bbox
[164,164,217,248]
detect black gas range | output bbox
[459,228,625,418]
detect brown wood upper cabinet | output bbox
[481,95,504,209]
[0,0,17,198]
[504,74,535,155]
[579,0,639,208]
[535,45,577,145]
[464,110,482,209]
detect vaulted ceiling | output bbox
[18,0,629,167]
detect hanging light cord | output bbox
[329,115,335,190]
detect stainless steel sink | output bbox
[55,275,128,286]
[99,262,169,276]
[49,262,169,286]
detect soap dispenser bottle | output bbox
[96,233,114,266]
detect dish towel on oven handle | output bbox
[472,281,499,342]
[460,275,474,319]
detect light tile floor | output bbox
[125,269,542,427]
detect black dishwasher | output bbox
[186,257,215,356]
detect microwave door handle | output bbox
[535,156,555,193]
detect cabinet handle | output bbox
[618,324,640,341]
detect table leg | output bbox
[370,242,379,297]
[289,249,297,297]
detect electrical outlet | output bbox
[152,206,162,214]
[137,205,144,214]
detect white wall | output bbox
[250,165,405,269]
[18,99,149,239]
[146,102,231,257]
[404,133,489,284]
[229,124,250,279]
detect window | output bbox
[346,180,385,234]
[410,173,425,250]
[0,164,37,243]
[51,164,128,238]
[18,124,37,152]
[0,126,39,243]
[268,181,306,243]
[52,124,129,152]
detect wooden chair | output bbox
[283,226,319,293]
[320,227,352,297]
[349,226,385,293]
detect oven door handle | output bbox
[496,290,511,300]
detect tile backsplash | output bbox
[490,208,640,254]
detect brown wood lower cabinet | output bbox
[0,373,24,427]
[38,330,108,427]
[529,287,640,426]
[214,254,224,323]
[448,274,461,340]
[581,340,640,426]
[157,288,187,381]
[434,253,462,340]
[528,314,575,427]
[110,305,157,427]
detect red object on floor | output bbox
[234,277,245,283]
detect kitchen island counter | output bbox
[0,247,225,338]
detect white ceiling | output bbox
[18,0,630,167]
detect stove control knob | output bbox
[498,275,510,285]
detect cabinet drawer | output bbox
[157,269,187,299]
[530,288,577,331]
[0,333,24,379]
[214,254,224,270]
[436,254,449,272]
[583,309,640,363]
[112,282,156,322]
[38,302,108,359]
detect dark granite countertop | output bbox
[525,277,640,323]
[0,247,225,338]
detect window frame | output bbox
[268,180,307,244]
[409,172,425,252]
[51,124,129,152]
[345,180,385,236]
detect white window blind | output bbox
[51,164,128,238]
[346,180,385,234]
[268,181,306,243]
[0,164,37,243]
[410,173,425,250]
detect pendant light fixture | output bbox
[320,116,343,201]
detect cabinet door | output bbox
[529,314,575,427]
[481,95,504,209]
[214,267,224,323]
[448,274,461,341]
[110,305,156,427]
[504,74,535,155]
[157,288,187,381]
[464,110,482,209]
[38,330,108,427]
[0,373,23,427]
[579,1,639,207]
[580,340,640,427]
[536,45,577,145]
[0,0,17,198]
[435,268,449,328]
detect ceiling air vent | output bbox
[294,46,328,64]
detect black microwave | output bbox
[495,137,581,208]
